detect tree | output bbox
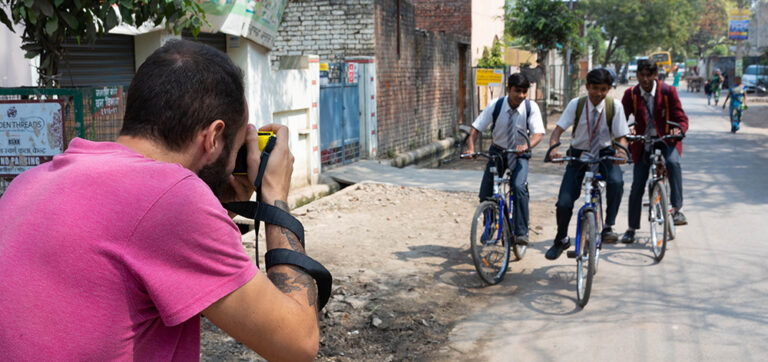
[0,0,207,87]
[585,0,697,66]
[506,0,580,124]
[683,0,729,59]
[478,38,506,68]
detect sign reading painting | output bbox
[728,9,750,40]
[201,0,288,49]
[475,69,504,87]
[0,101,65,176]
[91,86,122,116]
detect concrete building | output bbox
[273,0,508,162]
[0,0,322,190]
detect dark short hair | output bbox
[586,68,613,86]
[507,73,530,89]
[121,39,246,152]
[637,59,658,74]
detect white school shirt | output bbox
[471,97,545,149]
[557,97,629,151]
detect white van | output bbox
[627,56,649,80]
[743,64,768,92]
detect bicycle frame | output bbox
[573,172,605,257]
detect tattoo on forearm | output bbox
[274,200,290,212]
[280,227,304,251]
[268,266,318,308]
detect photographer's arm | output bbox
[204,125,319,362]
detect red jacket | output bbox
[621,80,689,163]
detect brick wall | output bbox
[411,0,471,36]
[272,0,375,63]
[374,0,471,157]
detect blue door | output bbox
[319,63,360,167]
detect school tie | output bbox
[506,109,517,171]
[506,108,519,149]
[644,93,657,137]
[589,107,601,158]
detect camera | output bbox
[233,131,274,175]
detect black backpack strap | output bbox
[490,97,506,133]
[222,136,331,310]
[265,248,332,310]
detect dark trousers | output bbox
[628,145,683,229]
[479,145,530,237]
[555,148,624,240]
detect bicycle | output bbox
[544,142,631,307]
[461,129,531,285]
[625,122,685,262]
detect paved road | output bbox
[324,84,768,361]
[441,88,768,361]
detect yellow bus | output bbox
[649,51,672,79]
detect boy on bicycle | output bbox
[464,73,545,245]
[545,68,629,260]
[723,75,747,133]
[620,59,689,244]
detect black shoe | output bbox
[545,237,571,260]
[601,227,619,244]
[515,235,529,246]
[673,210,688,225]
[620,230,636,244]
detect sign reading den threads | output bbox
[0,100,65,176]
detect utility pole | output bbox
[735,0,745,78]
[564,0,574,102]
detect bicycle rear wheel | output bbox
[470,201,510,285]
[576,211,597,308]
[649,182,669,262]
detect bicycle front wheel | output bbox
[470,201,510,285]
[649,182,669,262]
[577,211,597,308]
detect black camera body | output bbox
[233,131,274,175]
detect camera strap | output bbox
[223,136,332,310]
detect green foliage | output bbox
[585,0,697,66]
[0,0,208,86]
[683,0,729,58]
[505,0,580,58]
[477,38,506,68]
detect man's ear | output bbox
[202,120,226,158]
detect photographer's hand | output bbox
[247,124,294,206]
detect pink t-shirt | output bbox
[0,138,258,360]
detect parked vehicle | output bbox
[628,56,649,80]
[743,64,768,93]
[650,51,672,80]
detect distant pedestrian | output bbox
[723,75,748,133]
[673,68,681,88]
[709,69,724,105]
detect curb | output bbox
[390,137,455,168]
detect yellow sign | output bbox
[475,69,504,86]
[319,63,329,72]
[729,9,750,20]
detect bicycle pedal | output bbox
[566,250,577,258]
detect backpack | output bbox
[491,97,531,133]
[572,96,615,137]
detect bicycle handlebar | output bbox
[543,141,632,164]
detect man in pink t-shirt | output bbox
[0,40,319,361]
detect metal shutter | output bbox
[182,32,227,53]
[59,34,135,88]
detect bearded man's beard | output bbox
[198,147,231,197]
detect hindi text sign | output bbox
[0,101,65,176]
